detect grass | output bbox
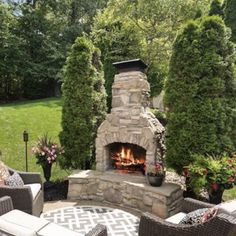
[0,98,70,181]
[223,187,236,201]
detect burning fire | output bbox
[111,145,145,173]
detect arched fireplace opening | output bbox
[108,142,146,175]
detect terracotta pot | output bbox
[147,175,164,187]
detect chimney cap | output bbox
[113,59,147,73]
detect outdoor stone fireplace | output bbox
[96,59,165,174]
[68,59,183,218]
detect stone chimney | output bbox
[96,59,165,173]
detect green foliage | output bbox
[209,0,224,16]
[0,0,108,102]
[224,0,236,43]
[16,1,65,99]
[186,154,236,194]
[92,17,141,110]
[165,16,236,174]
[151,109,167,126]
[59,36,107,169]
[92,0,212,110]
[0,2,23,101]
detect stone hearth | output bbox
[68,170,183,218]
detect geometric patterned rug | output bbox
[41,206,139,236]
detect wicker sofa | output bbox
[139,198,236,236]
[0,167,43,216]
[0,196,107,236]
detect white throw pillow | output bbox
[1,210,48,232]
[5,172,24,187]
[165,212,187,224]
[217,199,236,216]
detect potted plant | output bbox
[184,153,236,204]
[32,134,64,182]
[146,162,165,187]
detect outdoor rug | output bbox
[41,206,139,236]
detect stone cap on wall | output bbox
[113,59,147,73]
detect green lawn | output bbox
[0,98,70,181]
[223,187,236,201]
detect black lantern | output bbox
[23,131,29,172]
[23,131,28,142]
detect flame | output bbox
[111,145,145,173]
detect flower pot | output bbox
[147,175,164,187]
[42,162,52,182]
[208,187,224,204]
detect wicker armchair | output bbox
[139,198,236,236]
[0,167,43,216]
[0,196,107,236]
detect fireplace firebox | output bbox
[108,142,146,174]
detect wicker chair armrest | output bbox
[0,186,33,210]
[8,167,42,186]
[85,224,108,236]
[139,212,236,236]
[216,213,236,236]
[0,196,13,216]
[139,212,189,236]
[182,198,215,213]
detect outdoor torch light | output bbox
[23,130,29,172]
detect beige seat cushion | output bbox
[0,161,10,181]
[1,209,49,232]
[217,199,236,216]
[38,223,83,236]
[165,212,187,224]
[0,217,36,236]
[25,183,41,199]
[0,209,82,236]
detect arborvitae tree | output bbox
[165,16,236,174]
[224,0,236,43]
[209,0,224,16]
[59,36,107,169]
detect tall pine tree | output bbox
[224,0,236,43]
[209,0,224,16]
[59,36,107,169]
[165,16,236,174]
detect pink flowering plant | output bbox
[32,134,64,167]
[147,161,165,177]
[184,153,236,194]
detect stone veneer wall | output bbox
[68,170,183,219]
[96,71,165,172]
